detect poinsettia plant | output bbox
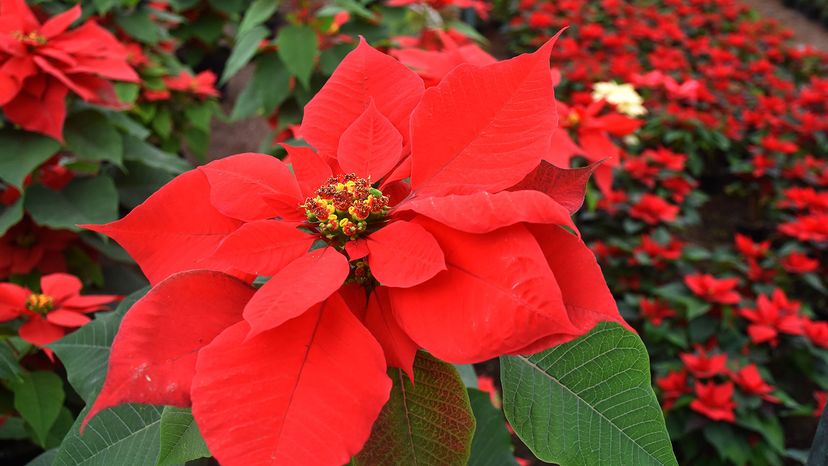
[78,37,675,465]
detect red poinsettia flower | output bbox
[0,0,139,140]
[804,319,828,349]
[731,364,779,403]
[781,251,819,274]
[680,346,728,379]
[639,297,676,326]
[779,213,828,243]
[0,273,120,346]
[629,194,680,225]
[815,391,828,417]
[163,70,219,98]
[656,369,689,411]
[734,233,769,259]
[739,292,803,347]
[0,218,76,279]
[81,38,631,465]
[391,29,496,87]
[691,381,736,422]
[684,273,741,304]
[548,99,641,196]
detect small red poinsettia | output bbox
[0,0,139,140]
[0,273,120,346]
[691,381,736,422]
[684,273,741,304]
[731,364,779,403]
[82,37,631,465]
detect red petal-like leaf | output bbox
[388,218,577,363]
[516,224,632,354]
[345,239,369,260]
[510,160,598,214]
[39,4,80,39]
[300,38,423,157]
[200,153,304,222]
[243,247,350,338]
[367,220,445,288]
[191,295,391,466]
[364,287,418,380]
[46,310,90,327]
[396,189,578,234]
[338,99,403,180]
[545,127,582,168]
[83,271,254,429]
[409,35,561,197]
[203,220,314,276]
[282,144,333,198]
[83,170,243,285]
[41,273,81,303]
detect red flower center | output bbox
[302,173,389,243]
[12,30,47,47]
[26,293,54,314]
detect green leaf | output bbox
[44,407,74,450]
[238,0,279,36]
[0,341,22,381]
[156,407,211,466]
[64,111,124,166]
[467,389,518,466]
[221,25,269,84]
[25,176,118,231]
[115,9,160,44]
[0,128,60,187]
[26,448,58,466]
[231,53,291,120]
[809,395,828,466]
[53,404,163,466]
[703,423,751,465]
[354,352,475,466]
[276,25,318,89]
[116,161,175,209]
[152,108,173,140]
[122,134,191,174]
[49,289,147,403]
[501,322,677,466]
[12,371,65,447]
[0,197,23,237]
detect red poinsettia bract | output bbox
[0,0,139,140]
[0,273,119,346]
[81,38,630,466]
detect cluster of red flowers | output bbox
[0,0,138,140]
[505,0,828,462]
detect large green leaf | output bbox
[12,371,65,447]
[122,135,191,175]
[276,24,318,89]
[221,26,269,84]
[64,111,124,166]
[156,407,210,466]
[231,53,291,120]
[809,399,828,466]
[49,289,147,403]
[25,176,118,231]
[467,389,518,466]
[501,322,677,466]
[0,128,60,187]
[354,352,475,466]
[0,197,23,236]
[0,340,22,381]
[53,404,163,466]
[237,0,279,36]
